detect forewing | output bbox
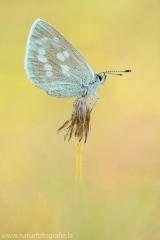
[24,19,94,97]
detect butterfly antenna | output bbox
[103,69,131,77]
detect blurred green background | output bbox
[1,0,160,239]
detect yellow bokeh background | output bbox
[1,0,160,239]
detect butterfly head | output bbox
[96,72,107,85]
[96,69,131,85]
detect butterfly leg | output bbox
[89,94,99,109]
[89,98,93,106]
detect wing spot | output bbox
[54,37,59,42]
[44,63,52,71]
[38,54,48,63]
[57,53,65,61]
[33,79,38,83]
[63,51,70,58]
[46,71,53,77]
[38,48,46,55]
[61,65,70,77]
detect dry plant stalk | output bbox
[56,97,92,187]
[76,138,83,187]
[56,97,92,143]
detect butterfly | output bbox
[24,19,131,108]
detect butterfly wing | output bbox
[24,19,94,98]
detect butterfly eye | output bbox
[97,74,102,82]
[97,73,107,84]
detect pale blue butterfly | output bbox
[24,19,131,108]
